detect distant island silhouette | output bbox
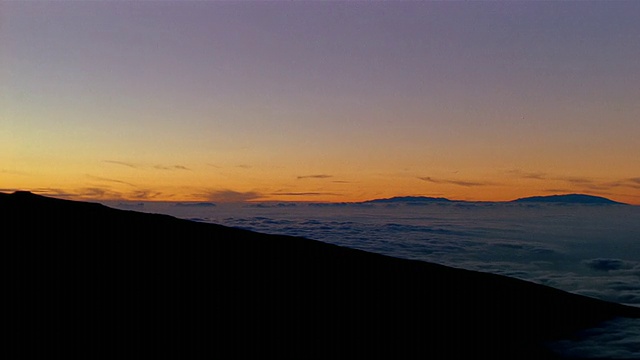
[363,195,452,204]
[511,193,626,205]
[2,191,638,359]
[362,193,627,205]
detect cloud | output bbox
[0,188,74,198]
[559,176,596,185]
[297,175,333,180]
[510,170,640,191]
[129,189,163,200]
[1,186,169,201]
[584,258,627,272]
[153,165,191,171]
[417,177,491,187]
[87,175,136,187]
[203,190,263,202]
[0,169,29,176]
[507,170,547,180]
[548,317,640,359]
[621,178,640,190]
[104,160,190,171]
[26,187,78,198]
[206,164,252,169]
[510,171,640,198]
[272,192,339,196]
[104,160,140,169]
[174,202,216,208]
[76,187,126,199]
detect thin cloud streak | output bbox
[507,170,547,180]
[104,161,190,171]
[417,177,492,187]
[272,192,340,196]
[511,170,640,193]
[130,189,163,200]
[104,160,139,169]
[86,175,136,187]
[154,165,191,171]
[560,176,596,185]
[297,175,333,180]
[1,169,29,176]
[202,190,263,203]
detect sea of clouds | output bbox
[109,200,640,307]
[107,200,640,358]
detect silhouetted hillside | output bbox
[2,191,638,359]
[512,194,626,205]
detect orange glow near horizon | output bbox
[2,2,639,206]
[2,166,639,205]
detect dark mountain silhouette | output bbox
[3,191,638,359]
[362,196,453,204]
[362,193,628,205]
[512,193,625,205]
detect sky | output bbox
[2,1,639,204]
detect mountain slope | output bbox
[2,191,638,359]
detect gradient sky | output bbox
[2,1,639,204]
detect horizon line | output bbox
[3,190,636,206]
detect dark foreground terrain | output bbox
[3,191,638,359]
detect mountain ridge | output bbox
[361,193,627,205]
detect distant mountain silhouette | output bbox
[363,194,627,205]
[512,193,625,205]
[362,196,453,204]
[2,191,638,359]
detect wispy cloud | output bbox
[512,170,640,192]
[272,191,339,196]
[297,174,333,180]
[559,176,596,185]
[104,160,190,171]
[0,187,59,195]
[153,165,191,171]
[86,175,136,187]
[129,189,163,200]
[104,160,140,169]
[202,190,263,202]
[0,169,29,176]
[507,169,547,180]
[27,187,77,198]
[417,177,491,187]
[77,187,124,199]
[207,163,252,169]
